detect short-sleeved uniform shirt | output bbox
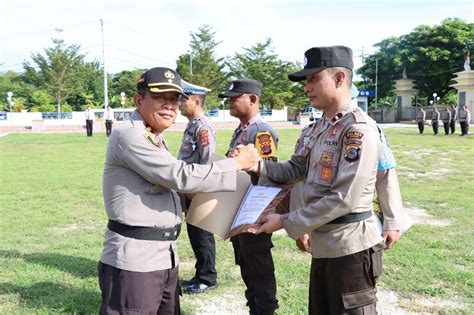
[178,114,216,164]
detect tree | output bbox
[23,38,86,112]
[358,18,474,106]
[176,25,228,109]
[109,69,144,108]
[226,38,306,113]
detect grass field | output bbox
[0,128,473,314]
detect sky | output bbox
[0,0,473,76]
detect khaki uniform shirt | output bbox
[261,103,383,258]
[459,109,471,122]
[227,114,278,161]
[101,110,237,272]
[292,123,405,232]
[375,127,405,231]
[442,111,451,124]
[178,114,216,164]
[289,122,316,211]
[416,111,426,123]
[432,111,440,123]
[450,108,457,121]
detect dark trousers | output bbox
[187,222,217,285]
[443,122,450,135]
[105,120,113,137]
[86,119,93,136]
[231,233,278,315]
[432,121,439,134]
[417,122,424,134]
[309,244,383,315]
[98,262,180,315]
[460,121,469,135]
[450,120,456,133]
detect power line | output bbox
[105,44,175,67]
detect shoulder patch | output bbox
[344,142,361,162]
[345,131,364,140]
[198,129,210,147]
[256,131,277,157]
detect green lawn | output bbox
[0,128,472,314]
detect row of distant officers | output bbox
[416,105,471,136]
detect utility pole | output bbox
[100,19,109,109]
[189,51,193,81]
[375,58,378,109]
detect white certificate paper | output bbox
[230,186,282,229]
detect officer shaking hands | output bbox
[254,46,384,314]
[98,67,260,314]
[219,79,280,315]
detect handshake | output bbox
[229,144,261,172]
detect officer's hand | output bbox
[185,193,195,201]
[256,213,282,234]
[233,144,260,171]
[383,230,400,249]
[296,233,311,253]
[227,148,239,157]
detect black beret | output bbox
[288,46,354,82]
[218,79,262,98]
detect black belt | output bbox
[107,220,181,241]
[327,211,372,224]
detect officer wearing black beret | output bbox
[98,67,261,314]
[177,80,219,294]
[219,78,280,315]
[255,46,387,314]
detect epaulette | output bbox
[302,122,315,132]
[352,107,368,124]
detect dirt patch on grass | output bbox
[184,290,247,314]
[405,207,451,227]
[377,289,415,314]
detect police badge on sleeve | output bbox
[256,131,276,157]
[344,131,363,162]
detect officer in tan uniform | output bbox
[219,79,279,315]
[177,80,218,294]
[442,107,452,135]
[291,84,404,253]
[416,107,426,134]
[459,105,471,136]
[431,106,440,135]
[449,104,457,134]
[98,67,260,314]
[255,46,385,314]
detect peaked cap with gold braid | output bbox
[136,67,188,99]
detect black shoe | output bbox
[181,277,199,286]
[183,281,217,294]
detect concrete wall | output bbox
[0,107,288,127]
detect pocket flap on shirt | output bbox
[342,287,377,309]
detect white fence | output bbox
[0,107,288,128]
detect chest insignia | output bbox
[329,124,343,139]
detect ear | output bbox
[134,93,143,109]
[334,71,346,88]
[249,94,257,104]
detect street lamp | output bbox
[7,91,14,129]
[432,93,440,106]
[120,92,125,121]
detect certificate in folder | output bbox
[186,155,291,239]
